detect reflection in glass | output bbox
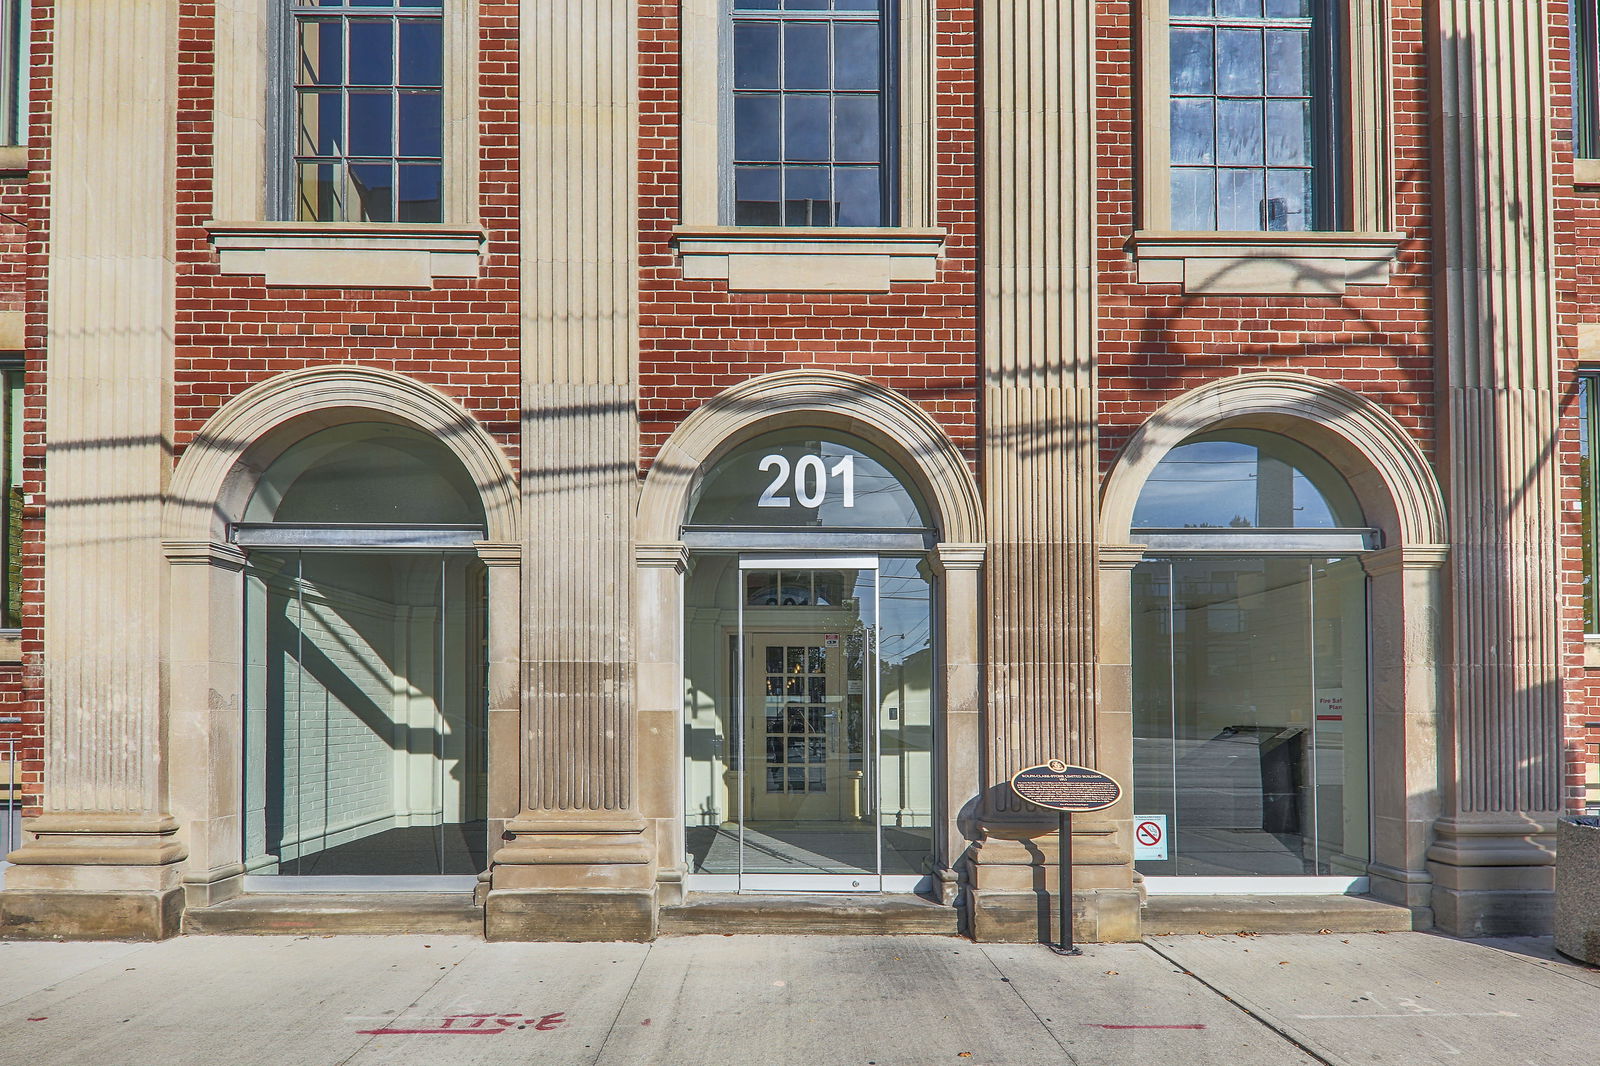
[1132,430,1361,531]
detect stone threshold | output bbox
[659,893,963,936]
[1141,894,1419,936]
[183,893,484,937]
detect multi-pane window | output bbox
[729,0,894,227]
[1580,375,1600,632]
[1575,0,1600,159]
[0,0,27,147]
[1169,0,1336,231]
[290,0,444,223]
[1,367,21,630]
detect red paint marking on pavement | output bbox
[1089,1024,1207,1030]
[26,1017,46,1022]
[358,1028,503,1035]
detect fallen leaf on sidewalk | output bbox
[957,1053,973,1059]
[1104,970,1118,975]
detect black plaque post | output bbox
[1054,809,1080,956]
[1007,760,1121,959]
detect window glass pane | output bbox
[833,96,880,162]
[398,19,442,86]
[298,91,344,155]
[835,0,879,10]
[735,95,782,160]
[833,166,882,225]
[1217,0,1264,16]
[735,22,780,89]
[784,94,830,161]
[1171,98,1214,164]
[347,19,395,85]
[398,163,441,222]
[1171,168,1216,230]
[1171,0,1212,14]
[1264,28,1308,96]
[4,370,21,629]
[834,22,880,90]
[1265,98,1309,165]
[735,165,783,225]
[1217,167,1263,229]
[787,0,829,10]
[783,166,832,224]
[1216,28,1263,96]
[398,91,441,156]
[298,19,343,86]
[1266,168,1310,230]
[349,162,394,221]
[347,92,394,156]
[297,161,342,220]
[1133,431,1361,530]
[1584,376,1597,630]
[1265,0,1310,15]
[1216,98,1263,165]
[1170,28,1213,95]
[783,22,830,90]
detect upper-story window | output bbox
[728,0,895,227]
[289,0,444,223]
[0,0,27,147]
[1576,0,1600,159]
[1168,0,1339,231]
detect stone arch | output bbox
[637,369,984,544]
[1100,371,1446,547]
[164,364,519,544]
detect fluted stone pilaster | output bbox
[980,0,1098,810]
[490,0,648,939]
[1429,0,1561,935]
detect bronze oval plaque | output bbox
[1009,760,1122,813]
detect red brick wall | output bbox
[169,1,523,466]
[636,0,981,470]
[1095,1,1435,475]
[1552,0,1600,814]
[5,0,52,820]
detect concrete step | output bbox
[1141,893,1419,936]
[659,893,963,936]
[184,893,484,936]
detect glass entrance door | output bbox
[682,554,935,892]
[241,550,488,889]
[1132,554,1369,889]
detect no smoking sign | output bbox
[1134,815,1167,860]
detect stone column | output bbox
[932,543,984,905]
[968,0,1132,942]
[488,0,649,941]
[636,543,689,908]
[476,543,522,905]
[1428,0,1562,935]
[165,541,249,911]
[0,0,184,940]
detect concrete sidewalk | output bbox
[0,931,1594,1066]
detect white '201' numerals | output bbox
[757,454,855,509]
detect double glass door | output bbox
[683,554,935,892]
[241,550,488,887]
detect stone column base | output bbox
[485,819,658,941]
[1,814,187,940]
[0,886,184,941]
[1427,817,1555,937]
[963,830,1140,943]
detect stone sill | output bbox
[1130,230,1405,295]
[672,225,945,293]
[1585,636,1600,669]
[0,631,19,664]
[1575,159,1600,187]
[206,221,486,289]
[0,146,27,175]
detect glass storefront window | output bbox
[1133,428,1362,530]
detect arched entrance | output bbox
[635,372,984,901]
[162,367,520,906]
[1100,373,1448,911]
[1128,429,1374,889]
[237,423,489,887]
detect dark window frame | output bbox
[278,0,446,223]
[1167,0,1343,232]
[1581,373,1600,633]
[1575,0,1600,159]
[725,0,900,228]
